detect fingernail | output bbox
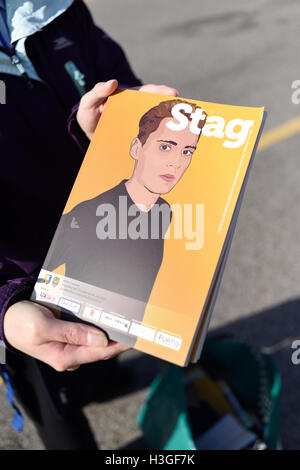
[106,79,116,86]
[87,332,108,347]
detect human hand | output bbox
[3,300,129,371]
[76,79,118,140]
[138,84,178,96]
[76,80,178,140]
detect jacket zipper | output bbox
[0,44,33,88]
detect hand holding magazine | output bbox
[32,89,265,366]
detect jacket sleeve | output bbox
[0,208,81,348]
[92,25,143,87]
[77,0,142,87]
[68,0,143,153]
[67,102,90,153]
[0,258,35,348]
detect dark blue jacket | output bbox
[0,0,142,346]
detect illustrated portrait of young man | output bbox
[44,98,207,339]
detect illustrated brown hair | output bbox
[137,99,207,145]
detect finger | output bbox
[139,84,178,96]
[72,341,129,362]
[41,341,129,371]
[44,316,108,348]
[81,79,118,110]
[99,340,131,360]
[98,102,106,114]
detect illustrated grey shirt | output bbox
[45,180,172,305]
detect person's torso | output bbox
[0,1,140,277]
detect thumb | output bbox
[81,79,118,110]
[45,317,108,347]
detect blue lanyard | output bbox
[0,4,10,50]
[0,365,24,432]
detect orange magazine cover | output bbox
[31,89,265,366]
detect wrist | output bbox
[1,285,33,353]
[68,103,91,153]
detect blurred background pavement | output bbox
[1,0,300,450]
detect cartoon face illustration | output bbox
[128,99,207,199]
[130,117,199,195]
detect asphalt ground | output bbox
[1,0,300,450]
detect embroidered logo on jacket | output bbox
[53,37,74,51]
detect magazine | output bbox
[31,89,265,366]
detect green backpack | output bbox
[137,337,281,450]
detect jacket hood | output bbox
[0,0,74,81]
